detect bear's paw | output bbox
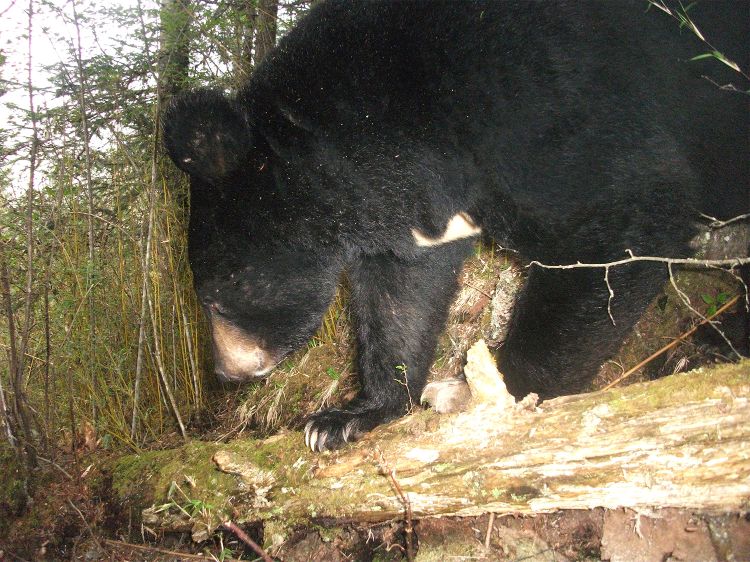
[304,408,390,452]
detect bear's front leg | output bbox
[305,242,472,451]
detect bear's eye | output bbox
[210,302,228,316]
[202,297,228,317]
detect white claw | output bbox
[318,430,329,451]
[342,419,355,443]
[304,420,314,449]
[308,428,319,451]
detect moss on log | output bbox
[111,361,750,542]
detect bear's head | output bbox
[163,89,342,383]
[189,244,340,383]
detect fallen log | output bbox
[112,359,750,542]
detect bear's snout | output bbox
[208,315,274,382]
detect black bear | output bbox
[163,1,749,451]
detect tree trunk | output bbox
[112,361,750,542]
[255,0,278,65]
[157,0,191,103]
[11,0,39,469]
[233,0,256,88]
[71,0,99,426]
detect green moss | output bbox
[263,518,293,549]
[604,361,749,418]
[111,440,238,523]
[109,431,328,533]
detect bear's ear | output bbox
[162,88,252,185]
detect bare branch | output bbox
[102,539,224,561]
[529,251,748,355]
[221,521,274,562]
[604,266,615,325]
[528,253,749,271]
[68,499,103,552]
[376,448,415,562]
[700,212,750,229]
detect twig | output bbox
[602,295,740,391]
[463,280,493,299]
[530,250,749,338]
[485,512,495,549]
[67,499,103,552]
[37,455,73,480]
[700,212,750,229]
[604,265,615,325]
[667,263,743,359]
[376,448,414,562]
[0,0,16,18]
[729,268,750,309]
[700,75,745,93]
[528,253,749,270]
[102,539,240,561]
[221,520,274,562]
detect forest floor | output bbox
[2,252,749,561]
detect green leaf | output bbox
[713,52,741,72]
[690,50,741,72]
[325,367,340,380]
[690,53,716,62]
[701,294,714,305]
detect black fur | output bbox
[163,1,749,451]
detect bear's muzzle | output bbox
[208,314,274,382]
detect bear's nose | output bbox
[207,312,273,381]
[214,367,249,384]
[202,298,226,316]
[214,368,231,383]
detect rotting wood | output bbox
[115,360,750,540]
[306,364,750,520]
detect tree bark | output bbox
[0,243,22,452]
